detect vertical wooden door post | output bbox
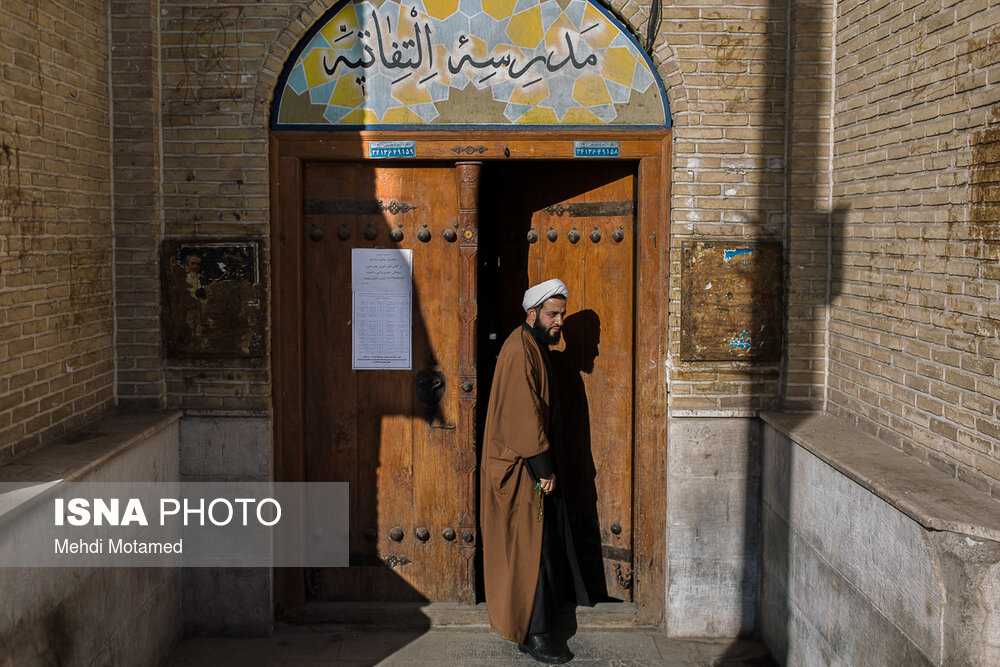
[456,161,481,604]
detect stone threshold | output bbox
[761,411,1000,542]
[0,410,182,522]
[287,601,642,629]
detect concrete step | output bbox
[286,601,642,629]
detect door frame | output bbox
[269,129,670,626]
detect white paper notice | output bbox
[351,249,413,370]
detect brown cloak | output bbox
[480,325,552,641]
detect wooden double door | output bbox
[299,158,636,603]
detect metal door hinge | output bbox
[543,201,634,217]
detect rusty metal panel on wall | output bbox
[161,239,265,358]
[680,240,782,361]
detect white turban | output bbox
[522,278,568,311]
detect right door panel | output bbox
[480,161,635,601]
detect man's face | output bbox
[530,297,567,345]
[185,255,201,275]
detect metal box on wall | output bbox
[680,240,783,361]
[161,239,265,358]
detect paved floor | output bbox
[164,626,776,666]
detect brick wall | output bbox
[5,0,996,492]
[92,0,833,421]
[0,0,840,446]
[158,1,279,412]
[146,0,1000,491]
[111,0,165,407]
[829,0,1000,492]
[653,0,833,414]
[149,0,832,415]
[0,0,115,461]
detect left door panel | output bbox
[302,161,465,601]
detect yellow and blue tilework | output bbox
[274,0,669,127]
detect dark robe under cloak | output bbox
[480,324,590,642]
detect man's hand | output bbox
[539,475,556,494]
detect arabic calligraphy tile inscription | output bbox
[274,0,667,127]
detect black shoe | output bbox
[517,633,571,664]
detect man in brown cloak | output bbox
[481,278,590,664]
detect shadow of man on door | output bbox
[551,309,611,601]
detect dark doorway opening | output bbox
[475,161,638,605]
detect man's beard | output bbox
[533,318,561,345]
